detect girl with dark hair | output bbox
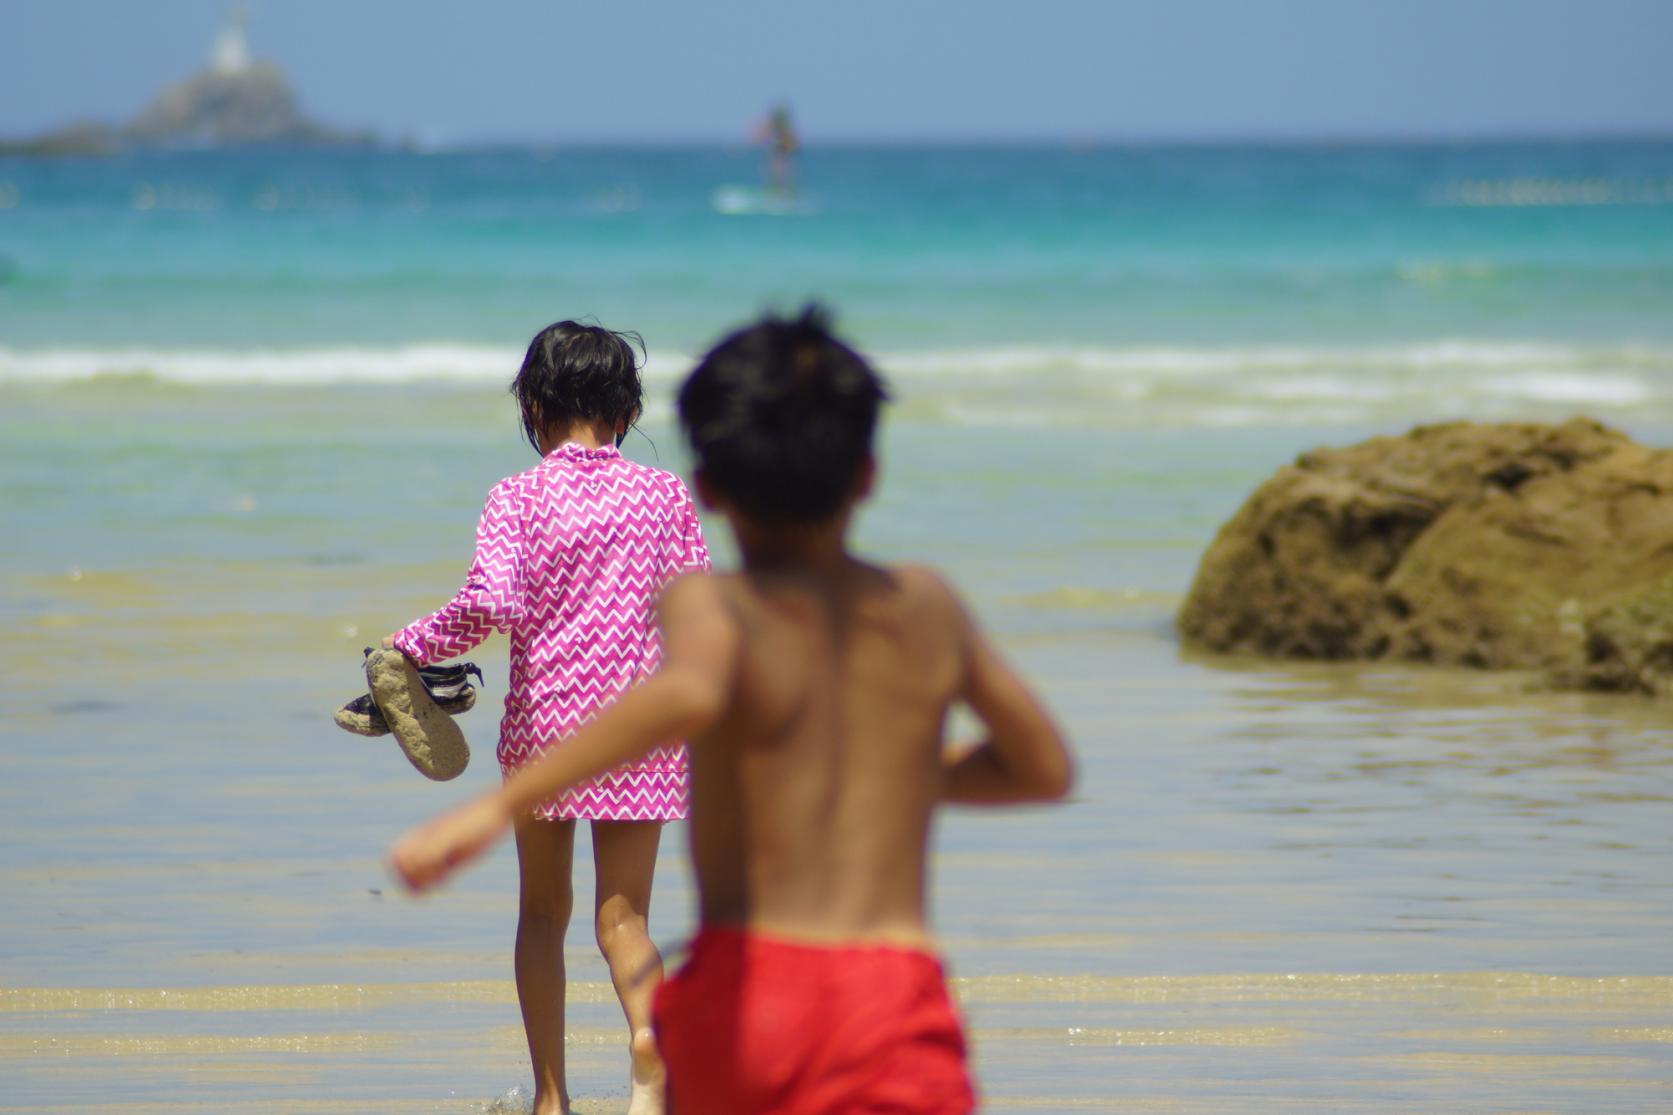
[385,320,708,1115]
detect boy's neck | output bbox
[733,516,853,575]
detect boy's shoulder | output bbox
[695,560,964,601]
[706,559,969,632]
[856,560,969,620]
[661,562,967,620]
[883,561,961,601]
[878,564,976,659]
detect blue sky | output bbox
[4,0,1671,143]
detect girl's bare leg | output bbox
[591,820,666,1115]
[515,817,577,1115]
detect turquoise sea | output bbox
[4,142,1673,1112]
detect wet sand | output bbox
[7,968,1672,1112]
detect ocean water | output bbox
[4,143,1673,1112]
[5,141,1673,402]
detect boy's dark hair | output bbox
[677,306,889,523]
[512,321,645,453]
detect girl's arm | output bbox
[390,573,739,892]
[389,482,523,664]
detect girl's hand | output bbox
[381,634,397,650]
[388,793,512,893]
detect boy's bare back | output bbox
[660,551,1068,948]
[678,559,960,945]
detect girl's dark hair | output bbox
[511,321,645,453]
[677,305,889,523]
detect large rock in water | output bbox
[1177,419,1673,693]
[1561,574,1673,697]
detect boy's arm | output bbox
[940,587,1074,805]
[498,575,737,817]
[386,483,522,664]
[390,574,739,892]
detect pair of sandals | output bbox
[334,647,482,781]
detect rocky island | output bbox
[3,12,377,155]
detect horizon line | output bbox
[340,118,1673,150]
[7,125,1671,154]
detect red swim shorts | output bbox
[652,927,975,1115]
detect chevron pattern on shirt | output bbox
[394,441,710,821]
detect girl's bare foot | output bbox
[485,1085,559,1115]
[625,1027,665,1115]
[531,1089,569,1115]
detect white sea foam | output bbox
[1477,371,1653,406]
[1247,377,1397,402]
[876,341,1626,378]
[0,345,523,385]
[3,341,1669,427]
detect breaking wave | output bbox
[4,340,1671,428]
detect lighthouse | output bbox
[211,8,253,75]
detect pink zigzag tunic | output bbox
[393,442,710,821]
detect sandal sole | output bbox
[364,648,472,781]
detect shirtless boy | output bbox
[391,307,1074,1114]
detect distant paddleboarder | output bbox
[754,103,799,198]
